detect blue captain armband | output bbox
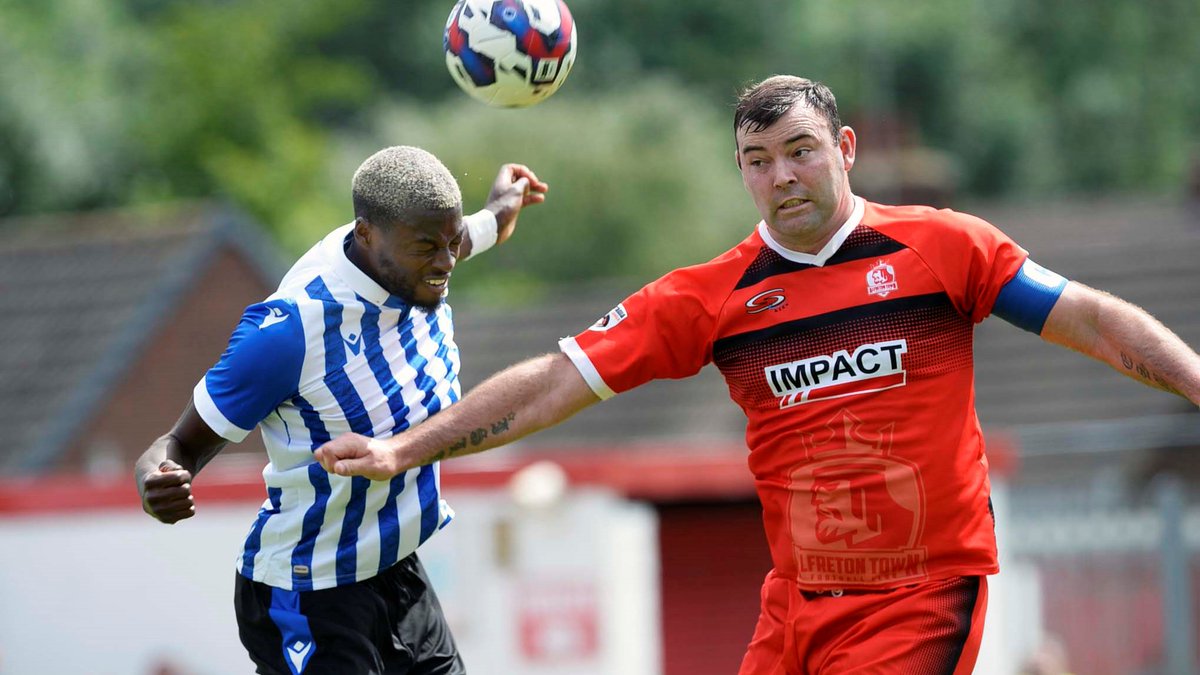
[992,259,1069,334]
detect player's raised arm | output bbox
[315,352,597,480]
[1039,281,1200,405]
[460,163,549,259]
[134,400,228,524]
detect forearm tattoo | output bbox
[1120,351,1181,395]
[428,412,517,463]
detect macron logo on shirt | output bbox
[287,640,313,672]
[260,306,290,330]
[344,332,362,357]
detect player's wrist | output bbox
[366,437,404,478]
[133,455,160,498]
[464,209,499,259]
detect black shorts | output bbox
[235,553,465,675]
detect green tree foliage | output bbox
[0,0,373,233]
[338,79,758,300]
[0,0,145,213]
[2,0,1199,286]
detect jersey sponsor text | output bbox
[764,339,907,408]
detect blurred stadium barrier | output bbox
[1003,471,1199,674]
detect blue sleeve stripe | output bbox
[992,259,1068,334]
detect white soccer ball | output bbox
[443,0,578,108]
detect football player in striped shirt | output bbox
[135,145,547,674]
[315,78,1200,674]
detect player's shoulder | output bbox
[210,297,309,390]
[653,228,762,293]
[234,298,307,350]
[863,200,1002,247]
[269,225,356,302]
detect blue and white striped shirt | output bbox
[194,223,460,591]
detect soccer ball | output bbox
[443,0,578,108]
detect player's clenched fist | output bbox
[139,459,195,524]
[315,433,398,481]
[489,163,549,246]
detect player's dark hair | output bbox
[734,76,842,142]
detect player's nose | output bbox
[772,163,799,188]
[431,247,456,274]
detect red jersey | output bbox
[560,198,1027,590]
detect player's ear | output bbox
[734,149,743,171]
[839,127,857,171]
[353,217,373,247]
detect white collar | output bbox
[319,223,407,308]
[756,195,864,266]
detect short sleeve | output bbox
[193,299,306,441]
[559,268,720,399]
[914,211,1028,323]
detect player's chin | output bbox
[412,288,447,312]
[771,209,815,231]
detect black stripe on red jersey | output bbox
[713,292,951,360]
[735,226,906,290]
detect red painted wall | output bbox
[70,248,273,469]
[657,500,774,675]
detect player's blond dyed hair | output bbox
[352,146,462,227]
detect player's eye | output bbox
[794,148,810,158]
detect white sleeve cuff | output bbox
[192,379,253,442]
[558,337,617,400]
[463,209,498,260]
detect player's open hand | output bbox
[140,459,195,524]
[487,163,549,245]
[315,433,399,481]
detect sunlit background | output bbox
[1,1,1199,673]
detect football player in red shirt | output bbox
[315,76,1200,673]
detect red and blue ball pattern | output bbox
[444,0,575,98]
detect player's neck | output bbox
[772,198,856,255]
[775,225,838,255]
[345,237,387,291]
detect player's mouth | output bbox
[777,197,810,213]
[425,276,450,291]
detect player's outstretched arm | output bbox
[1040,281,1200,405]
[134,400,228,524]
[460,163,549,259]
[315,352,599,480]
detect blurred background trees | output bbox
[3,0,1199,296]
